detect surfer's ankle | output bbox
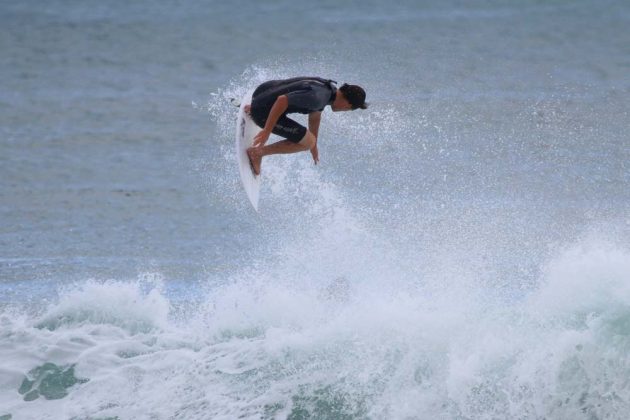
[249,146,264,158]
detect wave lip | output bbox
[34,279,170,334]
[529,241,630,323]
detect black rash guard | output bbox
[250,77,337,143]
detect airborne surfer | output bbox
[244,77,367,175]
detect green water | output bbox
[18,362,88,401]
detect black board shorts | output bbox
[250,84,308,143]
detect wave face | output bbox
[2,0,629,418]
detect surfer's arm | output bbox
[308,112,321,139]
[253,95,288,146]
[308,112,321,164]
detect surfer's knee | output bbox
[299,131,316,150]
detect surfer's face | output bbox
[331,93,353,112]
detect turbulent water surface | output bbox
[1,0,629,419]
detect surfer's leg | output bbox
[247,132,315,175]
[263,132,315,155]
[246,116,311,175]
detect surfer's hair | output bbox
[339,84,368,110]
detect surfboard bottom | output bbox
[235,90,261,211]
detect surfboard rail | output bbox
[235,90,261,211]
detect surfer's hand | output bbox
[253,129,270,147]
[311,145,319,165]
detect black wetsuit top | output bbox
[250,77,337,142]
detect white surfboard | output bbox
[235,90,261,211]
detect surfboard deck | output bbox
[235,90,261,211]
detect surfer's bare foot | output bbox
[244,104,251,115]
[246,147,262,175]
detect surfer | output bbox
[244,77,367,175]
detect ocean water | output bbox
[1,0,630,419]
